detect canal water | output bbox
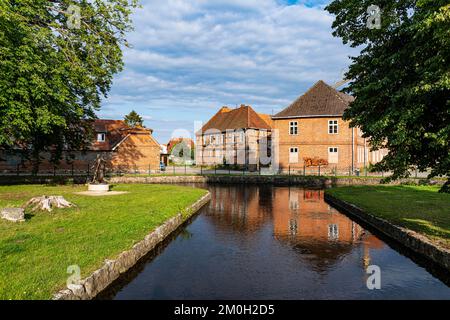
[102,185,450,299]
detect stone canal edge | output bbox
[52,191,211,300]
[324,193,450,271]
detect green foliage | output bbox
[0,0,139,170]
[326,0,450,192]
[124,110,143,128]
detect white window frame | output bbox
[97,133,106,142]
[328,147,338,153]
[289,121,298,135]
[289,219,298,236]
[328,120,338,134]
[328,224,339,240]
[289,147,299,164]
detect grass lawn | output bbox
[326,185,450,249]
[0,184,207,300]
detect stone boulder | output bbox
[1,208,25,222]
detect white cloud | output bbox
[101,0,358,143]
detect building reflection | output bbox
[206,185,273,233]
[206,185,385,273]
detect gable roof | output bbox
[200,105,272,133]
[273,80,354,119]
[258,113,274,128]
[92,119,155,151]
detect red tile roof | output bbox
[200,105,272,133]
[273,80,354,118]
[91,120,153,151]
[167,137,195,153]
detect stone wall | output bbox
[109,175,440,188]
[52,192,211,300]
[324,193,450,270]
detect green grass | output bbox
[326,185,450,249]
[0,184,207,300]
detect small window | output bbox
[328,120,338,134]
[97,133,106,142]
[289,121,298,135]
[328,224,339,240]
[329,147,338,153]
[289,219,298,236]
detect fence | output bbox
[0,163,435,179]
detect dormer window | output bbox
[97,133,106,142]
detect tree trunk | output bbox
[24,196,75,212]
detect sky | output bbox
[100,0,359,144]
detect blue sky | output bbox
[100,0,358,144]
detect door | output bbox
[328,147,338,164]
[289,147,299,164]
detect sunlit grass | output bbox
[326,185,450,249]
[0,184,207,300]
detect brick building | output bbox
[195,105,272,170]
[0,119,161,173]
[273,80,388,172]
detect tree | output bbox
[0,0,139,172]
[326,0,450,192]
[124,110,143,128]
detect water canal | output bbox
[100,185,450,299]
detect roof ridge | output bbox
[322,81,347,104]
[273,80,353,119]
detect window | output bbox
[289,219,298,236]
[289,191,299,211]
[289,121,298,135]
[328,120,338,134]
[289,147,299,164]
[328,224,339,240]
[328,147,338,164]
[97,133,106,142]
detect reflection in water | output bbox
[207,186,383,274]
[107,185,450,300]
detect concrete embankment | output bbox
[325,193,450,271]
